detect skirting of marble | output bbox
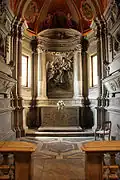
[20,136,94,180]
[26,128,94,137]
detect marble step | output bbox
[26,129,94,137]
[38,126,82,132]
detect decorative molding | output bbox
[103,72,120,93]
[37,28,82,52]
[0,107,14,114]
[22,98,83,108]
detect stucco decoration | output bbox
[103,72,120,94]
[81,0,95,21]
[24,1,39,23]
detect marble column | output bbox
[37,48,47,99]
[80,36,93,129]
[73,47,82,98]
[11,18,21,138]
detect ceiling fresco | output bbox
[9,0,109,35]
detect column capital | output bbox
[30,37,38,53]
[37,47,43,54]
[75,44,81,52]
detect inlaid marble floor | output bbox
[21,136,94,180]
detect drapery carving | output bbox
[46,51,73,98]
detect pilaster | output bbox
[73,45,82,98]
[80,36,93,129]
[37,48,48,99]
[31,37,38,99]
[11,18,21,138]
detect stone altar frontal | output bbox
[40,107,79,127]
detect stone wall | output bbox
[103,0,120,139]
[0,2,16,140]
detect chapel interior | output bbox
[0,0,120,179]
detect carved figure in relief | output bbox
[24,1,38,23]
[109,81,117,91]
[81,1,94,21]
[47,53,73,90]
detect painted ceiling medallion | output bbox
[81,0,94,21]
[24,1,39,23]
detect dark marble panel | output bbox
[41,107,79,127]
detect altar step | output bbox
[26,128,94,137]
[38,126,82,132]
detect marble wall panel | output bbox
[41,107,79,127]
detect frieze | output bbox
[103,72,120,93]
[37,28,82,51]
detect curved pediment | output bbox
[37,28,82,52]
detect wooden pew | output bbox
[81,141,120,180]
[0,141,36,180]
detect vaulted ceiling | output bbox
[9,0,108,35]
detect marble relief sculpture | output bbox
[46,52,73,98]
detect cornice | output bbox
[37,28,82,52]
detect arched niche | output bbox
[37,28,82,99]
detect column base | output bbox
[80,107,94,129]
[73,95,82,99]
[37,96,48,100]
[20,128,25,137]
